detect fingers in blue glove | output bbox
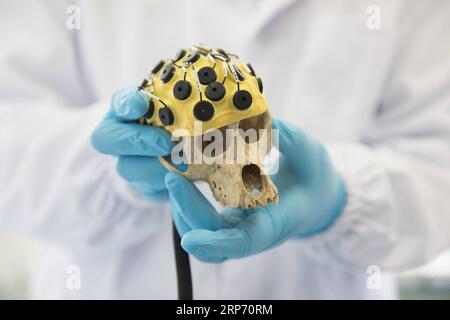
[181,206,282,262]
[91,88,173,156]
[116,156,169,200]
[164,172,283,262]
[165,172,222,234]
[111,88,149,121]
[92,121,173,156]
[272,117,327,182]
[116,156,168,188]
[129,183,169,202]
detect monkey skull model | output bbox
[138,44,278,208]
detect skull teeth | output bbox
[239,180,278,209]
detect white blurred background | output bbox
[1,228,450,299]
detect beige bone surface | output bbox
[160,111,278,208]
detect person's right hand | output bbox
[91,88,173,202]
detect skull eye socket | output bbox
[238,111,270,144]
[195,125,230,158]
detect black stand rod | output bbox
[172,221,193,300]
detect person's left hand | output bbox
[165,118,347,262]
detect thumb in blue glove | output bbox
[165,117,347,262]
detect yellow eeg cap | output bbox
[138,44,268,137]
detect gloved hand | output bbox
[91,88,173,201]
[165,118,347,262]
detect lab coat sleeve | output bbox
[299,3,450,271]
[0,1,168,253]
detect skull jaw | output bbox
[159,160,278,209]
[189,163,278,209]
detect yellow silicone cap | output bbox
[138,45,268,137]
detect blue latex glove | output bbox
[165,118,347,262]
[91,88,173,201]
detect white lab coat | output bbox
[1,0,449,299]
